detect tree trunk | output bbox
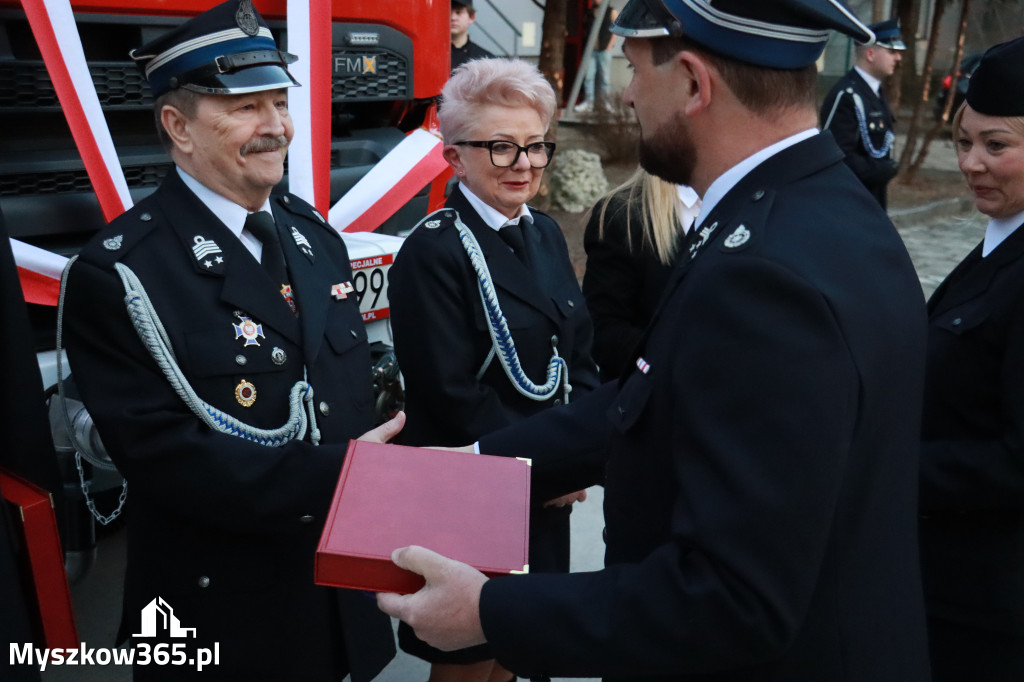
[536,0,568,203]
[905,0,970,183]
[893,0,921,111]
[897,0,948,178]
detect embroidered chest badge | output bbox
[724,225,751,249]
[192,235,224,271]
[290,226,315,263]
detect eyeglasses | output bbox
[454,140,557,168]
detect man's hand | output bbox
[377,546,488,651]
[357,411,406,443]
[544,489,588,508]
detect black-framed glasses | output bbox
[454,140,557,168]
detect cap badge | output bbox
[236,0,260,37]
[331,282,355,300]
[290,226,315,263]
[103,235,124,251]
[235,379,257,407]
[724,225,751,249]
[233,315,265,347]
[192,236,224,269]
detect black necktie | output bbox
[498,223,529,267]
[245,211,288,287]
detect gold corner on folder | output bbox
[510,564,530,575]
[515,457,533,467]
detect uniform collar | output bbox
[695,128,818,228]
[984,208,1024,257]
[854,66,882,96]
[176,166,272,259]
[457,183,534,232]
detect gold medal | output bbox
[235,379,257,407]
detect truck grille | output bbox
[1,51,409,110]
[0,61,153,109]
[0,163,170,197]
[331,50,408,100]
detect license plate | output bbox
[349,254,393,322]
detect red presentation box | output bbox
[1,468,79,649]
[315,441,531,594]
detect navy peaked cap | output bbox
[130,0,299,98]
[966,36,1024,117]
[611,0,875,69]
[866,19,905,50]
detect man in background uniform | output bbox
[62,1,396,679]
[821,19,906,208]
[451,1,494,73]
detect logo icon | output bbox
[134,597,196,638]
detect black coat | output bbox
[63,171,394,681]
[390,186,601,570]
[920,222,1024,638]
[478,134,932,681]
[821,69,899,208]
[582,194,680,380]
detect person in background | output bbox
[388,57,599,682]
[582,169,699,380]
[820,18,905,208]
[61,2,398,680]
[575,0,619,113]
[376,1,932,680]
[451,1,494,74]
[919,35,1024,682]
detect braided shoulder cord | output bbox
[443,211,570,403]
[851,92,895,159]
[113,262,321,447]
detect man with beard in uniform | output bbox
[376,2,932,681]
[821,19,906,208]
[62,1,398,680]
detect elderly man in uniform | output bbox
[62,1,398,680]
[821,18,906,208]
[377,1,932,681]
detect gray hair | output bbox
[439,58,556,144]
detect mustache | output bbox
[241,135,289,155]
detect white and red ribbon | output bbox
[286,0,332,216]
[329,128,447,233]
[11,238,68,306]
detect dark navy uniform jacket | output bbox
[390,186,601,571]
[821,69,899,208]
[920,222,1024,638]
[476,134,932,682]
[63,171,394,682]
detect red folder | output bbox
[315,441,530,594]
[1,468,79,649]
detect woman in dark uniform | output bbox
[388,58,600,682]
[582,170,699,380]
[919,35,1024,682]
